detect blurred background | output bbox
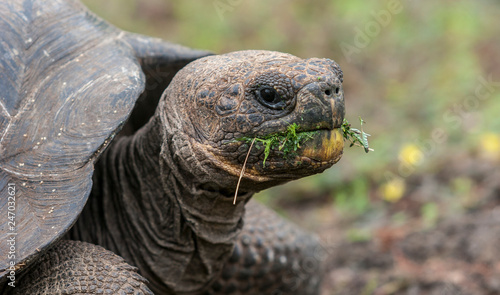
[83,0,500,294]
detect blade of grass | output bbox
[233,138,256,205]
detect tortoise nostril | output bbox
[324,86,340,96]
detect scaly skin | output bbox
[68,50,345,294]
[7,241,153,295]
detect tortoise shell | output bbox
[0,0,209,278]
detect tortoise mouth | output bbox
[297,128,344,164]
[255,128,344,172]
[199,126,344,187]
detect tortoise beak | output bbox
[299,128,344,165]
[292,80,345,164]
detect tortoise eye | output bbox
[257,87,285,110]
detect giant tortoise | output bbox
[0,0,345,294]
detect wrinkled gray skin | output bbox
[66,51,345,294]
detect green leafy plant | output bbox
[342,117,373,153]
[238,118,373,168]
[238,123,316,167]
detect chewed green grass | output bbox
[237,119,372,168]
[237,123,317,167]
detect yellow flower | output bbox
[380,178,406,203]
[480,133,500,159]
[398,144,424,166]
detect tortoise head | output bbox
[159,50,344,194]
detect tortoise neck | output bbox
[74,114,251,294]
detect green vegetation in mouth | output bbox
[233,119,371,204]
[237,118,372,168]
[237,123,317,167]
[342,117,373,153]
[233,123,315,204]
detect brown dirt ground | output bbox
[279,154,500,295]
